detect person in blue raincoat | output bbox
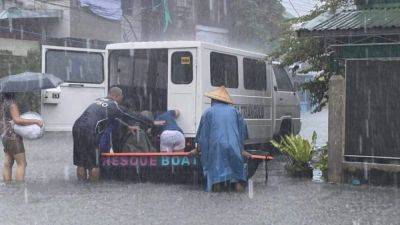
[191,86,251,192]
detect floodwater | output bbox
[0,132,399,225]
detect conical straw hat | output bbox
[204,86,233,104]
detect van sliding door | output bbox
[168,48,197,136]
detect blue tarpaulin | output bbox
[80,0,122,21]
[195,102,248,191]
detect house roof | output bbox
[0,8,62,20]
[297,5,400,37]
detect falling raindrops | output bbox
[24,187,29,204]
[248,178,254,199]
[64,165,70,181]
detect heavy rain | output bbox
[0,0,399,225]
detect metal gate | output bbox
[345,59,400,163]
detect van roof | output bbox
[106,41,266,58]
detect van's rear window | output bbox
[210,52,238,88]
[46,50,104,84]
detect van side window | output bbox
[46,50,104,84]
[171,51,193,84]
[243,58,267,90]
[210,52,238,88]
[273,65,293,91]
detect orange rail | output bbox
[102,152,190,157]
[101,152,273,160]
[251,155,274,160]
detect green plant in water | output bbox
[271,132,317,177]
[315,144,328,174]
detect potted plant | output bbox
[271,132,317,177]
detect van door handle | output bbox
[68,84,84,88]
[279,98,283,101]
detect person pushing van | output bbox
[72,87,156,181]
[191,86,251,192]
[156,109,185,152]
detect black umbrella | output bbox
[0,72,63,93]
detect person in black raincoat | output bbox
[72,87,156,181]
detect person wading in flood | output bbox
[2,92,43,183]
[73,87,159,181]
[191,86,251,192]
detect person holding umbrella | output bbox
[2,92,43,183]
[0,72,62,183]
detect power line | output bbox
[282,0,318,16]
[287,0,301,17]
[282,0,317,7]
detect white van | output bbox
[41,41,300,149]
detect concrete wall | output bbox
[40,0,122,42]
[70,7,121,42]
[13,0,122,42]
[36,0,72,38]
[0,37,39,56]
[121,0,142,41]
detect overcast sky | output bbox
[281,0,318,17]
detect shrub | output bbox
[271,132,317,177]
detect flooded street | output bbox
[1,0,400,224]
[0,132,398,225]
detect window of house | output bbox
[243,58,267,90]
[273,65,293,91]
[210,52,238,88]
[171,51,193,84]
[46,50,104,84]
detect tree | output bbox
[273,0,349,112]
[229,0,285,52]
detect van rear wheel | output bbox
[273,119,292,142]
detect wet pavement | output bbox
[0,132,399,225]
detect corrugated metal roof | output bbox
[298,6,400,32]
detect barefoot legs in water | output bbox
[2,153,14,183]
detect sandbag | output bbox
[13,112,44,140]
